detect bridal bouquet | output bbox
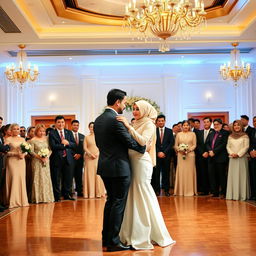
[20,142,31,154]
[178,143,189,160]
[38,148,49,158]
[38,148,50,166]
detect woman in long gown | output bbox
[117,100,175,250]
[226,120,250,201]
[83,122,105,198]
[29,124,54,203]
[5,124,29,208]
[174,120,197,196]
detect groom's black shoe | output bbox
[107,242,131,252]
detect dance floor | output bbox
[0,196,256,256]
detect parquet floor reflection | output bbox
[0,196,256,256]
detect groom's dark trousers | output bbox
[94,108,145,246]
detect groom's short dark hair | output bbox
[107,89,127,106]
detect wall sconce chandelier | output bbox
[220,43,251,86]
[5,44,39,90]
[124,0,207,52]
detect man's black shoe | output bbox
[54,199,61,202]
[165,192,171,197]
[64,196,75,201]
[77,193,83,197]
[107,242,131,252]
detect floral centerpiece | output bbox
[20,142,31,154]
[178,143,189,160]
[125,96,161,114]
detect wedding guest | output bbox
[20,126,26,138]
[249,127,256,200]
[241,115,254,138]
[71,120,85,197]
[188,118,196,132]
[174,120,197,196]
[3,124,11,141]
[226,120,250,201]
[253,116,256,129]
[29,124,54,203]
[83,122,105,198]
[24,126,35,202]
[0,134,10,212]
[194,119,201,130]
[177,122,182,132]
[49,116,76,201]
[222,123,231,132]
[152,114,174,196]
[195,117,214,195]
[26,126,35,141]
[5,124,29,208]
[206,118,229,198]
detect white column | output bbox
[80,76,98,134]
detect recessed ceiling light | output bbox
[61,21,66,24]
[69,57,72,60]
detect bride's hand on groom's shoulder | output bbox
[116,116,130,129]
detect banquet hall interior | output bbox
[0,0,256,255]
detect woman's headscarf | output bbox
[133,100,157,166]
[230,120,247,139]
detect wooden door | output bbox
[31,115,76,130]
[187,112,229,129]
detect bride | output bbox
[116,100,175,250]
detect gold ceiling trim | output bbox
[50,0,239,26]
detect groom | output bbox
[94,89,145,252]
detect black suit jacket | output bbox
[156,127,174,157]
[94,109,145,177]
[72,132,85,158]
[249,128,256,152]
[245,125,254,138]
[195,128,214,156]
[206,129,229,163]
[49,129,76,165]
[0,136,10,171]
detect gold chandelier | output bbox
[124,0,207,52]
[5,44,39,90]
[220,43,251,86]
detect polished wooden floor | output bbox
[1,196,256,256]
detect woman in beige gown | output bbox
[117,100,175,250]
[174,120,197,196]
[5,124,29,208]
[83,122,105,198]
[29,124,54,203]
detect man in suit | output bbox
[0,134,10,212]
[241,115,254,138]
[71,120,85,197]
[49,115,76,201]
[94,89,145,252]
[206,118,229,198]
[152,114,174,197]
[20,126,26,138]
[249,128,256,200]
[194,119,201,131]
[195,117,214,195]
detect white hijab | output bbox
[133,100,157,166]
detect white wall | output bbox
[0,58,255,133]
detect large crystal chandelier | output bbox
[220,43,251,86]
[5,44,39,90]
[124,0,207,52]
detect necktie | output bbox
[211,132,219,149]
[75,133,79,145]
[160,128,164,144]
[60,130,67,157]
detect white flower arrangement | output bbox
[125,96,161,114]
[20,142,31,154]
[178,143,189,160]
[38,148,50,158]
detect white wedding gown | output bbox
[120,120,175,250]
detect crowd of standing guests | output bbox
[0,115,105,212]
[152,114,256,202]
